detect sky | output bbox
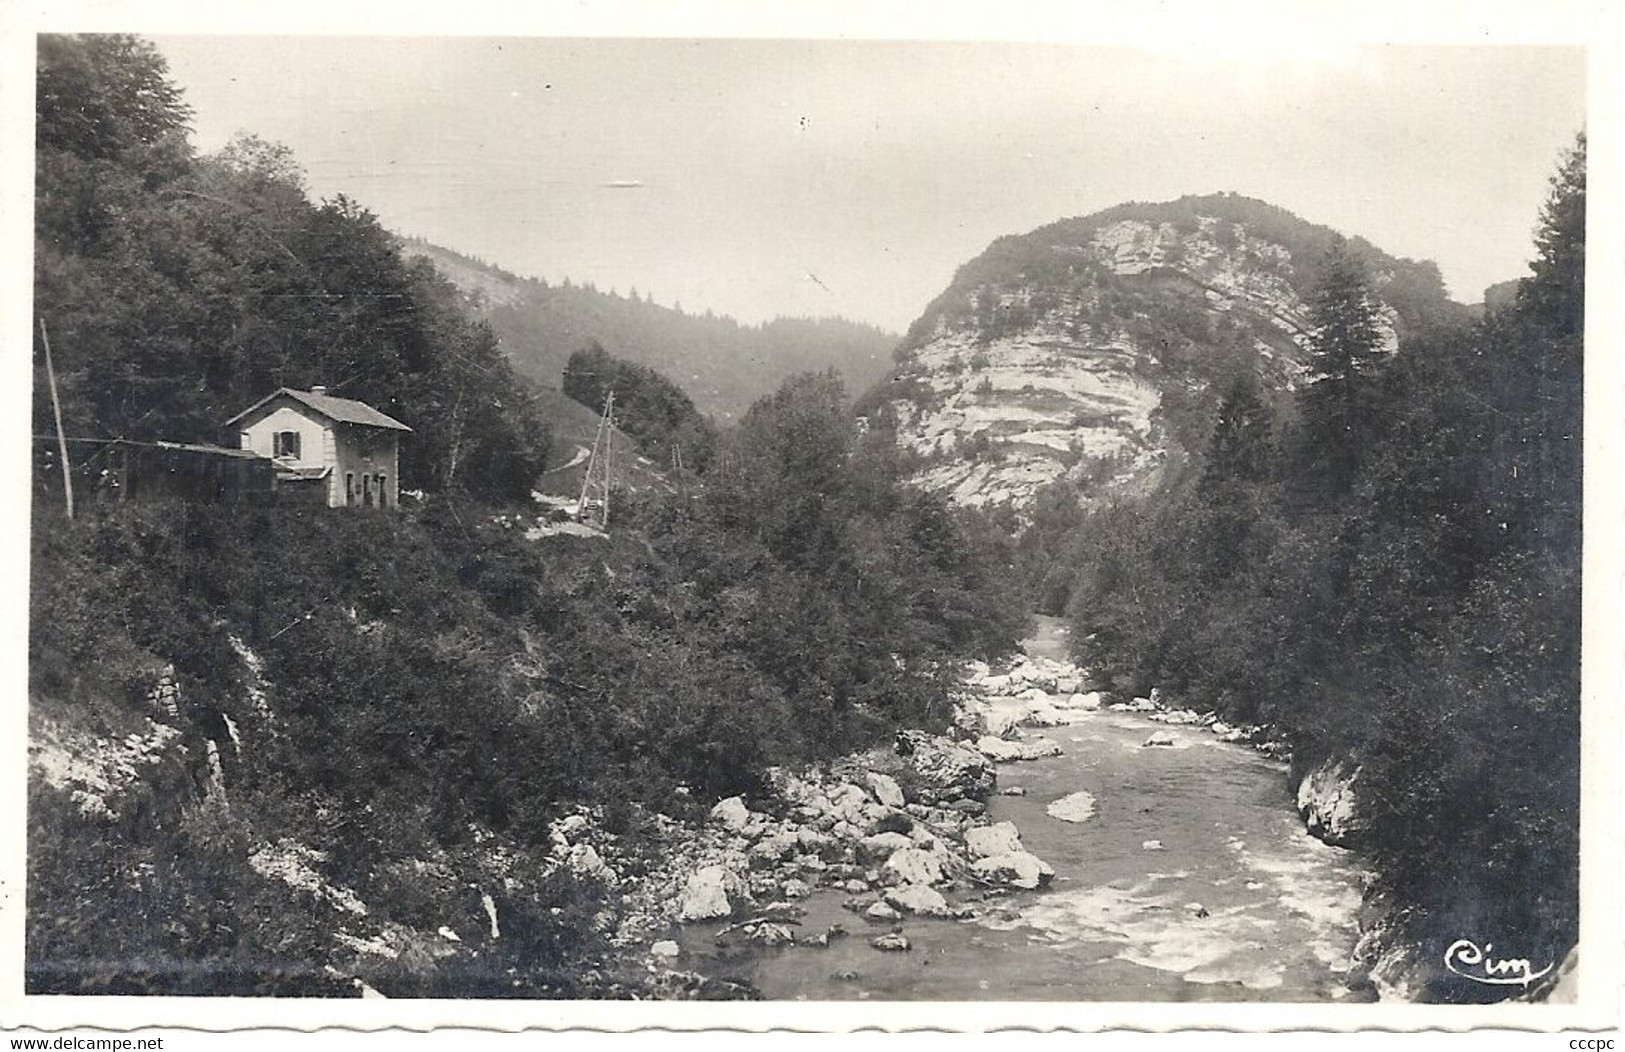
[148,36,1587,332]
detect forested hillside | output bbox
[1022,138,1585,999]
[34,37,551,503]
[402,238,898,421]
[28,35,1028,997]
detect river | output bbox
[679,616,1374,1001]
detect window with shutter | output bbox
[273,431,301,459]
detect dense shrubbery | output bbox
[29,366,1028,993]
[1040,138,1584,999]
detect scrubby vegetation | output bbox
[1024,138,1585,1000]
[28,35,1028,997]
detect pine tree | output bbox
[1518,132,1585,338]
[1295,236,1386,502]
[1200,373,1274,492]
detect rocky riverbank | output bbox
[534,641,1397,999]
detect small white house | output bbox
[226,386,412,508]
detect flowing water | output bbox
[681,617,1373,1001]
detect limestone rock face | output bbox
[868,198,1445,512]
[1296,757,1368,848]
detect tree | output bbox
[1294,236,1386,502]
[1200,373,1274,491]
[1519,132,1585,338]
[36,35,191,162]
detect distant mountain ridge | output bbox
[862,193,1470,510]
[400,238,898,421]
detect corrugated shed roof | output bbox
[226,388,413,432]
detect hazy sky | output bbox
[151,37,1585,331]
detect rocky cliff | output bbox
[865,195,1465,510]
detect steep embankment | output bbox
[863,194,1468,509]
[400,238,898,422]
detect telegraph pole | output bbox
[39,318,74,520]
[576,390,616,529]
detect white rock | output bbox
[782,878,812,900]
[883,883,953,917]
[865,900,902,922]
[438,926,462,942]
[1141,839,1165,851]
[567,843,618,886]
[1184,902,1210,919]
[710,795,752,831]
[871,932,911,952]
[1296,758,1367,847]
[1045,790,1097,824]
[856,831,913,865]
[1143,731,1177,748]
[970,851,1056,890]
[651,939,680,958]
[964,821,1024,859]
[883,846,946,887]
[976,735,1063,762]
[866,771,905,809]
[678,865,733,921]
[1019,705,1069,728]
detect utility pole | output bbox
[39,318,73,520]
[576,390,616,529]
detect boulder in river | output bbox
[864,900,902,922]
[871,932,912,952]
[678,865,734,921]
[970,851,1055,890]
[1143,730,1177,748]
[1000,786,1028,797]
[651,939,680,958]
[882,846,946,887]
[856,831,912,865]
[1045,790,1097,824]
[1184,902,1210,919]
[1141,839,1165,851]
[976,735,1063,762]
[965,821,1024,859]
[883,883,953,918]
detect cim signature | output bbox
[1443,938,1554,988]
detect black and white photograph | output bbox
[7,0,1620,1036]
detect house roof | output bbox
[225,388,413,432]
